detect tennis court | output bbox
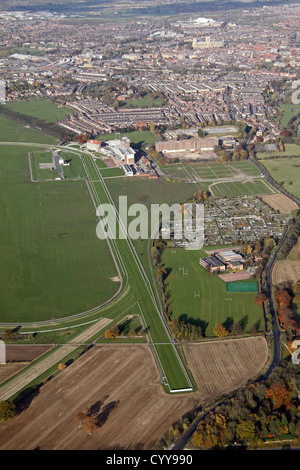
[227,281,258,293]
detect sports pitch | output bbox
[210,179,274,198]
[162,248,262,337]
[164,161,262,181]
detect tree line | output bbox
[191,358,300,449]
[0,106,75,143]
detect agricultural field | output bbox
[262,193,299,214]
[272,260,300,286]
[0,146,119,322]
[0,115,57,144]
[0,341,268,450]
[4,99,73,123]
[162,248,262,338]
[209,178,274,198]
[183,336,268,402]
[258,157,300,199]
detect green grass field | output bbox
[0,115,57,144]
[5,99,73,123]
[164,160,262,181]
[30,151,57,180]
[162,248,262,337]
[279,104,300,129]
[0,146,119,322]
[105,176,199,278]
[210,179,274,198]
[119,94,164,108]
[96,130,159,148]
[259,157,300,199]
[257,144,300,159]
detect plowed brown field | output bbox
[272,260,300,285]
[183,336,268,402]
[262,193,298,214]
[0,338,269,450]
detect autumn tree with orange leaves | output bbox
[275,288,299,332]
[214,323,229,337]
[254,292,267,305]
[266,381,292,410]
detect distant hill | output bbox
[1,0,297,15]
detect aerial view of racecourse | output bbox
[0,0,300,460]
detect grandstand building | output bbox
[0,80,6,104]
[107,137,136,165]
[155,137,218,153]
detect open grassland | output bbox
[258,157,300,199]
[106,176,198,207]
[257,143,300,159]
[119,94,164,108]
[0,115,57,144]
[30,151,56,180]
[0,146,119,322]
[162,248,262,337]
[0,340,268,450]
[105,176,198,276]
[4,100,73,123]
[209,178,274,198]
[279,104,300,129]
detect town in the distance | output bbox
[0,0,299,453]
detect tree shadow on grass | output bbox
[240,315,248,332]
[179,313,209,337]
[222,316,234,332]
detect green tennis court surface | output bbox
[227,281,258,293]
